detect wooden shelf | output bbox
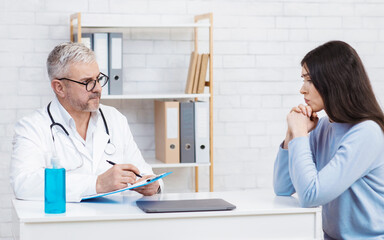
[70,12,214,192]
[72,13,211,29]
[145,158,210,168]
[101,93,210,100]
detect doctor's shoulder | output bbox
[14,107,51,138]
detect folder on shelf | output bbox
[194,101,210,163]
[196,54,209,94]
[73,33,93,49]
[93,33,110,95]
[180,101,195,163]
[192,54,202,94]
[185,51,198,94]
[155,100,180,164]
[108,32,123,95]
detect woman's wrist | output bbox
[291,129,308,139]
[283,130,292,149]
[283,129,308,149]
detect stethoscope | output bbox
[47,102,116,157]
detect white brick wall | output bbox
[2,0,384,238]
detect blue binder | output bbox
[180,101,195,163]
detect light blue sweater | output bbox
[274,116,384,239]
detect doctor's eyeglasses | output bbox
[57,72,109,92]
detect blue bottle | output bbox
[44,155,66,214]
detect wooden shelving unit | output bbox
[101,93,210,100]
[70,12,214,192]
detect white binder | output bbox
[93,33,109,95]
[194,101,210,163]
[108,33,123,95]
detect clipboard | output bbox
[81,172,172,201]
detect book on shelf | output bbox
[185,52,209,94]
[196,53,209,94]
[185,51,198,94]
[192,54,202,94]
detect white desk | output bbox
[12,189,322,240]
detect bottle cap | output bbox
[51,154,60,169]
[45,152,61,169]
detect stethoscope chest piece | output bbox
[105,142,116,155]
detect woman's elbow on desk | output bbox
[273,183,295,196]
[297,198,320,208]
[273,185,321,208]
[296,188,323,208]
[274,189,295,196]
[274,187,320,208]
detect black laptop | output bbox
[136,198,236,213]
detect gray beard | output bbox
[66,92,101,112]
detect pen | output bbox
[106,160,143,178]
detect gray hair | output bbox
[46,42,96,81]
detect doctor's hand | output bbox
[132,175,160,196]
[96,164,141,193]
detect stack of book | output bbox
[154,100,210,164]
[185,52,209,94]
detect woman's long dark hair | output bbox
[301,40,384,132]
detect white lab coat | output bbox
[10,97,161,202]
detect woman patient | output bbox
[273,40,384,239]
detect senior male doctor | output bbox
[10,42,162,202]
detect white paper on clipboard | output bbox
[81,172,172,201]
